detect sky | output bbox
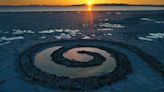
[0,0,164,5]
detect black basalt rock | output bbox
[18,39,164,90]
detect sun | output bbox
[87,0,93,11]
[87,1,93,6]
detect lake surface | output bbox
[0,6,164,12]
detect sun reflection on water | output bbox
[87,1,95,37]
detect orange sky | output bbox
[0,0,164,5]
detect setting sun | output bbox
[87,1,93,11]
[87,1,93,6]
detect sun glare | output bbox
[87,1,93,11]
[87,1,93,6]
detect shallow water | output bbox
[34,46,116,78]
[64,47,113,62]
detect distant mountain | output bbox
[71,3,164,7]
[71,4,129,6]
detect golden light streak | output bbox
[87,1,95,36]
[88,6,92,11]
[87,1,93,11]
